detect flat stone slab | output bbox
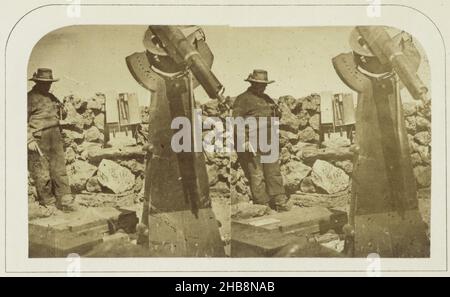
[234,207,334,234]
[29,225,103,258]
[29,207,138,257]
[231,222,308,257]
[301,147,354,165]
[231,207,348,257]
[87,146,146,163]
[30,207,122,233]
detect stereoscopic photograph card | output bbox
[0,0,449,277]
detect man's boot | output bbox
[39,196,57,208]
[56,194,78,212]
[269,194,291,212]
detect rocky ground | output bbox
[28,92,432,256]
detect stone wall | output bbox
[28,93,148,209]
[28,92,432,209]
[201,94,432,205]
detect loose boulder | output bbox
[300,176,316,193]
[297,110,310,128]
[281,160,312,194]
[309,114,320,131]
[322,137,351,149]
[231,202,271,219]
[415,116,431,132]
[404,116,417,134]
[410,153,422,166]
[207,164,219,186]
[280,130,299,145]
[416,145,431,165]
[414,165,431,188]
[86,176,102,193]
[62,129,84,147]
[278,95,298,112]
[279,103,300,133]
[201,100,221,117]
[87,94,104,111]
[94,113,105,131]
[300,94,320,113]
[84,126,104,143]
[97,159,135,194]
[64,103,86,132]
[414,131,431,146]
[402,102,417,117]
[334,160,353,174]
[310,160,349,194]
[118,159,145,176]
[67,160,97,193]
[298,127,319,143]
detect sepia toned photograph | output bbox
[26,24,431,259]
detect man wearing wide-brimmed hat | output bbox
[233,70,290,211]
[28,68,74,210]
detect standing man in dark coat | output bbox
[233,69,290,211]
[28,68,73,210]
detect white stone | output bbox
[97,159,135,194]
[311,160,349,194]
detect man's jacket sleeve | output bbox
[27,94,36,144]
[232,96,247,118]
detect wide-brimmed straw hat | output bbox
[244,69,275,84]
[29,68,59,82]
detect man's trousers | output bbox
[28,126,71,205]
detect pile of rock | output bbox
[28,91,432,213]
[201,93,347,206]
[403,102,432,188]
[205,151,231,199]
[200,94,432,206]
[29,93,147,201]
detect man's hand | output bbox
[28,140,43,156]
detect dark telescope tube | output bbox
[356,26,429,103]
[149,25,225,100]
